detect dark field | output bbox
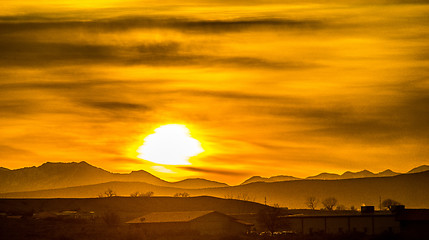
[0,217,405,240]
[0,197,424,240]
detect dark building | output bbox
[396,209,429,239]
[284,206,429,238]
[126,210,253,236]
[285,212,399,235]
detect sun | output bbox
[137,124,204,165]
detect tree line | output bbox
[305,196,401,211]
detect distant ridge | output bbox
[171,178,229,189]
[1,161,428,194]
[241,175,300,185]
[0,161,226,193]
[408,165,429,174]
[377,169,398,177]
[242,167,429,183]
[2,171,429,209]
[306,169,401,180]
[306,172,341,180]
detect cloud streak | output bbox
[180,166,249,176]
[0,39,301,69]
[0,16,325,34]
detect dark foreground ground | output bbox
[0,217,410,240]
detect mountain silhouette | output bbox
[307,169,401,180]
[2,171,429,209]
[306,172,341,180]
[0,162,227,193]
[243,169,401,183]
[171,178,228,189]
[0,167,10,172]
[408,165,429,174]
[241,175,300,185]
[377,169,399,177]
[2,161,429,209]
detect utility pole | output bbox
[379,196,382,210]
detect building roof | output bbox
[126,210,216,224]
[284,213,395,218]
[126,210,253,226]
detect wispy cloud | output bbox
[81,101,151,112]
[0,16,325,34]
[180,166,249,176]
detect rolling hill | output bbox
[2,170,429,209]
[0,196,271,220]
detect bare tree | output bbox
[104,188,117,197]
[174,192,190,197]
[224,193,234,199]
[98,188,116,198]
[143,191,154,197]
[382,199,401,211]
[130,191,140,197]
[322,197,337,211]
[130,191,154,197]
[305,196,318,210]
[257,205,288,233]
[236,193,254,201]
[335,204,346,210]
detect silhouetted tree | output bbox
[143,191,154,197]
[130,191,140,197]
[257,205,288,233]
[130,191,154,197]
[174,192,190,197]
[305,196,318,210]
[236,193,251,201]
[335,204,346,210]
[322,197,337,211]
[382,199,401,211]
[98,188,117,198]
[104,188,116,197]
[224,193,234,199]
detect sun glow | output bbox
[137,124,204,165]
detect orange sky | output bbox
[1,0,429,184]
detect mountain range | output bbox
[241,166,429,184]
[0,161,227,193]
[1,162,429,209]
